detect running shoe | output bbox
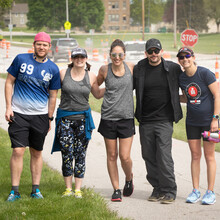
[74,189,82,199]
[202,190,216,205]
[111,189,122,202]
[186,189,201,203]
[6,190,21,202]
[62,188,74,197]
[30,188,44,199]
[123,174,134,197]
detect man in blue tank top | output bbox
[5,32,61,202]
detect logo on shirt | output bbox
[185,82,201,104]
[41,70,52,81]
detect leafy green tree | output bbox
[69,0,104,32]
[130,0,165,27]
[0,0,13,28]
[204,0,220,32]
[163,0,208,32]
[0,0,13,8]
[27,0,65,31]
[27,0,104,32]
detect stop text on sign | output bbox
[181,29,198,47]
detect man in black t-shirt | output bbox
[133,38,183,204]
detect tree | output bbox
[163,0,208,32]
[69,0,104,32]
[27,0,104,32]
[0,0,13,8]
[0,0,13,29]
[204,0,220,32]
[130,0,165,27]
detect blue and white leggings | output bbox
[57,118,89,178]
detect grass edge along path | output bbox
[0,128,129,220]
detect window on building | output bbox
[20,17,24,24]
[123,1,126,9]
[123,15,126,23]
[108,14,119,22]
[108,1,119,10]
[109,26,120,31]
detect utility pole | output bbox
[142,0,145,41]
[174,0,177,48]
[66,0,69,38]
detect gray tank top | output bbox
[59,67,91,114]
[101,62,134,120]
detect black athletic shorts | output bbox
[8,112,49,151]
[98,118,135,139]
[186,124,210,141]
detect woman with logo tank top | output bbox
[52,48,105,198]
[97,39,135,202]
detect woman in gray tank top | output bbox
[52,48,105,198]
[97,39,135,202]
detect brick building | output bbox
[101,0,130,31]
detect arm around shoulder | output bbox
[97,65,107,86]
[89,71,105,99]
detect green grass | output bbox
[0,127,128,220]
[2,32,220,54]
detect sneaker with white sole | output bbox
[30,188,43,199]
[186,189,201,203]
[74,189,82,198]
[202,190,216,205]
[6,190,21,202]
[62,188,74,197]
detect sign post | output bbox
[181,29,198,47]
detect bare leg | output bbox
[119,136,133,181]
[104,138,119,189]
[188,139,202,189]
[64,176,73,189]
[75,177,83,190]
[29,148,43,185]
[10,147,26,186]
[203,141,216,191]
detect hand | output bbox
[5,109,14,122]
[210,119,219,132]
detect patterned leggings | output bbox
[57,118,89,178]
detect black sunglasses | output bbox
[147,48,160,55]
[178,54,192,60]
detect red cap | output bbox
[34,32,51,43]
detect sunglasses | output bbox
[178,54,192,60]
[111,53,125,59]
[147,48,160,55]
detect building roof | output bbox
[11,3,28,14]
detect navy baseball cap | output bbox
[71,47,87,58]
[176,47,194,57]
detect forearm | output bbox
[48,91,58,117]
[5,81,13,111]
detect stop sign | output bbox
[181,29,198,47]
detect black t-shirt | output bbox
[141,62,174,122]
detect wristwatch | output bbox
[213,115,219,119]
[49,116,54,121]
